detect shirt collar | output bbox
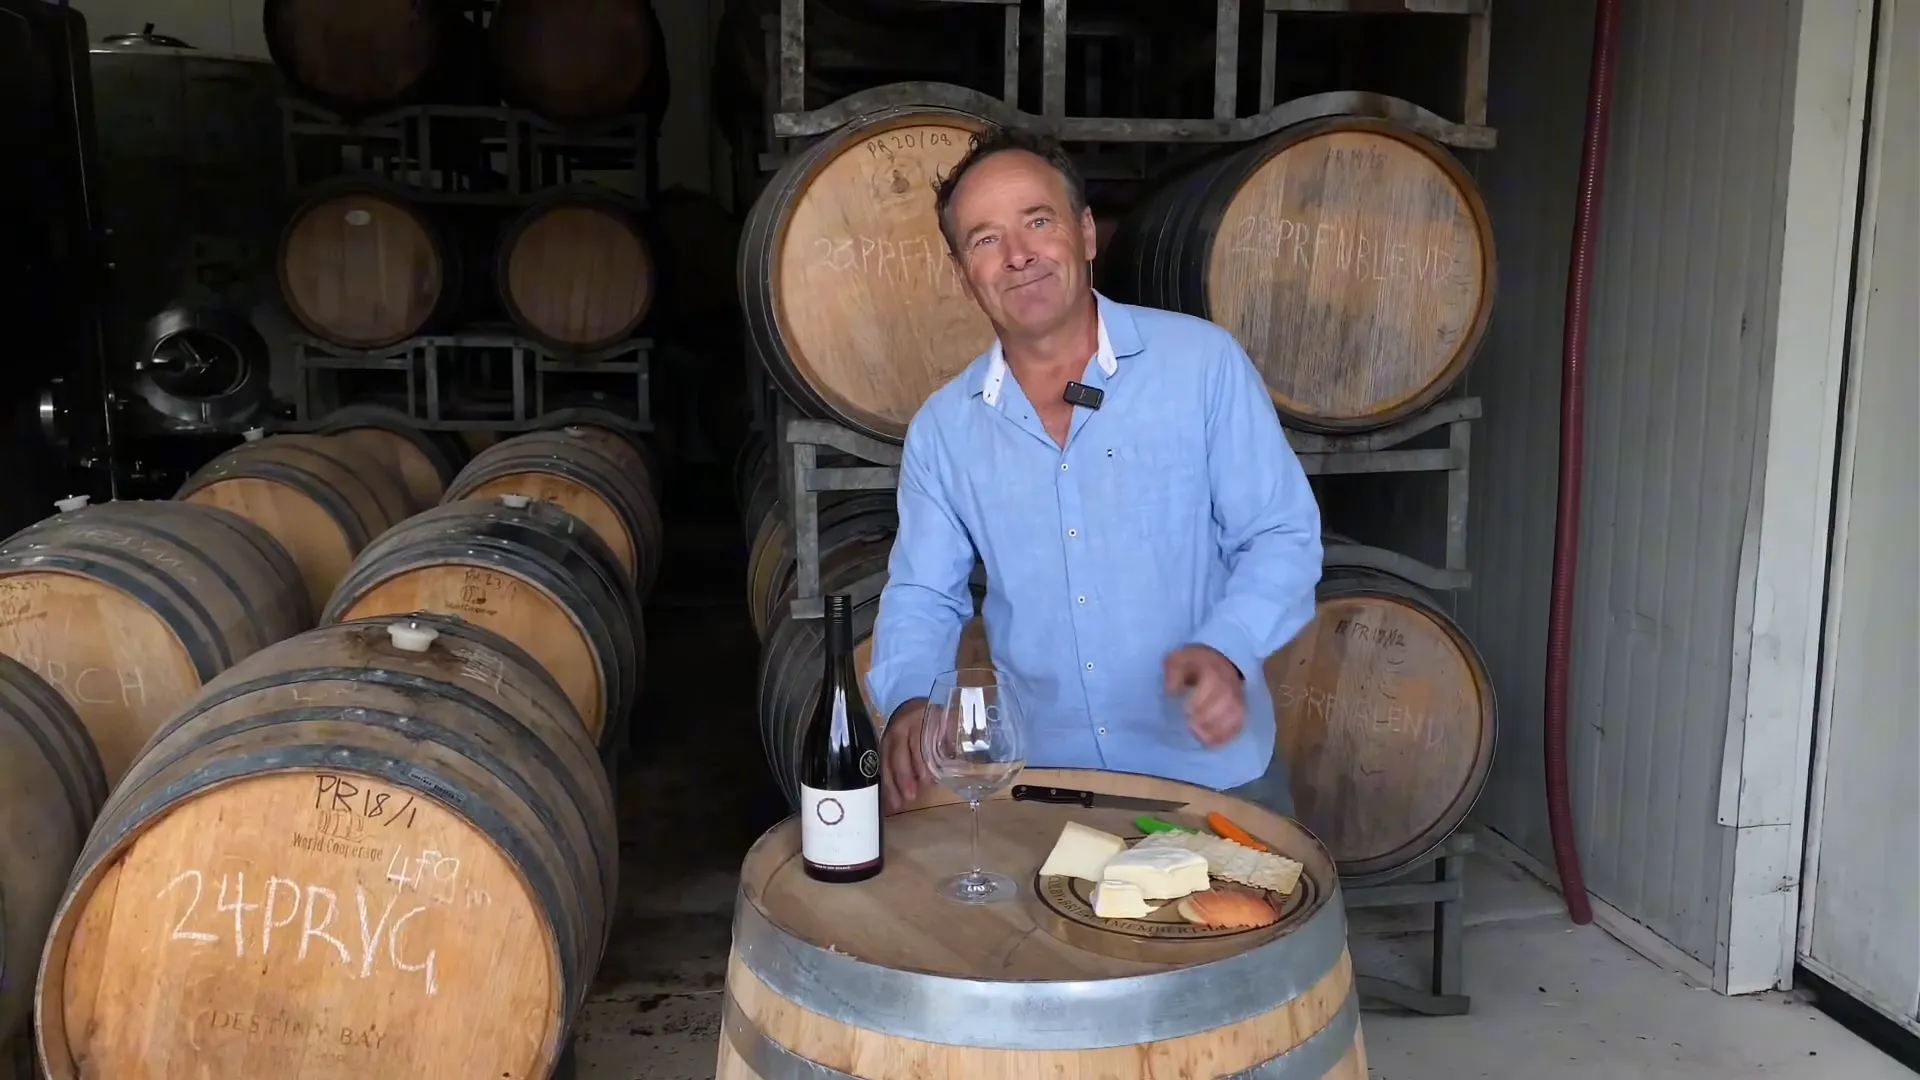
[974,292,1139,408]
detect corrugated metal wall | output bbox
[1459,0,1796,966]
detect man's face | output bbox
[945,149,1098,338]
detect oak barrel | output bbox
[0,654,106,1045]
[1265,563,1496,882]
[0,499,310,783]
[740,105,997,443]
[1100,116,1497,433]
[262,0,478,115]
[34,615,617,1079]
[717,767,1366,1079]
[313,405,469,514]
[176,432,413,613]
[443,426,664,598]
[489,0,669,124]
[278,181,457,349]
[746,491,895,641]
[757,527,987,804]
[322,496,641,749]
[497,188,658,354]
[530,405,663,499]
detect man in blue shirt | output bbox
[866,127,1323,817]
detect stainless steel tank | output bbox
[88,27,290,432]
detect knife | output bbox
[1011,785,1188,812]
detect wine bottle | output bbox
[799,593,884,882]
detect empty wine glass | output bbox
[921,667,1028,904]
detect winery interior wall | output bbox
[68,0,719,193]
[1457,0,1799,970]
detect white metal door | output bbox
[1798,0,1920,1037]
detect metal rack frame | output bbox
[288,333,653,433]
[766,0,1497,150]
[280,98,655,206]
[771,395,1479,621]
[1346,829,1475,1016]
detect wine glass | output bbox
[921,667,1028,904]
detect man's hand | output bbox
[1165,645,1246,748]
[881,697,937,813]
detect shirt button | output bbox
[1098,727,1108,736]
[1067,528,1078,538]
[1077,595,1087,604]
[1060,463,1069,472]
[1085,661,1095,671]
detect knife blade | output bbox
[1011,785,1188,812]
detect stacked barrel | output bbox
[732,24,1499,881]
[0,405,659,1077]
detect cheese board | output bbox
[1028,812,1317,964]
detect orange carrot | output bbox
[1207,812,1268,852]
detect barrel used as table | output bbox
[278,181,460,350]
[443,426,664,598]
[717,767,1366,1078]
[34,615,617,1080]
[0,498,310,782]
[1099,115,1497,433]
[176,432,413,612]
[758,529,988,804]
[312,404,469,513]
[740,105,997,443]
[0,653,107,1046]
[1265,563,1497,883]
[322,496,641,751]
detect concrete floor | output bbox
[584,511,1912,1080]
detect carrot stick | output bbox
[1207,812,1268,852]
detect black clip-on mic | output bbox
[1063,381,1104,410]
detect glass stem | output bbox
[968,800,982,876]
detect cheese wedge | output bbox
[1099,846,1211,900]
[1090,878,1155,919]
[1038,821,1129,882]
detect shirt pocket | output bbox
[1108,435,1209,541]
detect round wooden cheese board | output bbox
[1027,818,1321,964]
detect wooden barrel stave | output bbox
[496,188,659,354]
[0,499,311,782]
[177,433,413,613]
[1265,561,1496,883]
[322,497,641,749]
[0,654,107,1044]
[278,181,461,350]
[313,405,469,514]
[34,615,617,1079]
[1100,116,1496,433]
[746,491,896,640]
[739,105,999,444]
[717,767,1366,1078]
[529,404,664,501]
[489,0,669,124]
[757,527,988,805]
[443,426,664,599]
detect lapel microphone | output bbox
[1063,381,1104,410]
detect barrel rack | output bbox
[286,332,653,435]
[755,0,1496,166]
[280,98,655,205]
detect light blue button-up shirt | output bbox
[865,293,1323,790]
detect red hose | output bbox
[1545,0,1623,926]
